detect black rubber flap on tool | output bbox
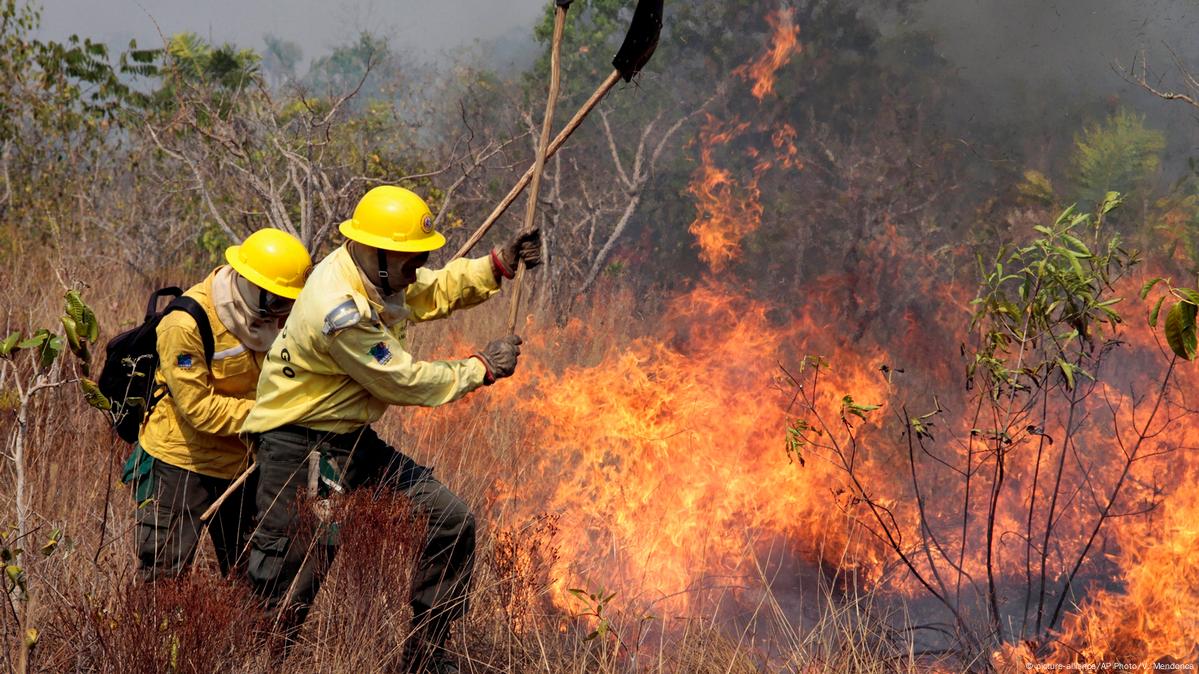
[612,0,664,82]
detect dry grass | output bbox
[0,242,940,673]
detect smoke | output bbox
[34,0,546,66]
[903,0,1199,159]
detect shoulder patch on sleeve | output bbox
[368,342,393,365]
[323,299,363,335]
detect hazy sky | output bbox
[37,0,1199,80]
[36,0,547,61]
[918,0,1199,90]
[915,0,1199,156]
[32,0,1199,153]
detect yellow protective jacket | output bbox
[139,269,263,479]
[242,245,498,435]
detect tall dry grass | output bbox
[0,241,938,672]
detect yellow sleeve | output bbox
[327,319,488,407]
[404,256,500,323]
[156,323,254,435]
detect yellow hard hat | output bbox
[339,186,447,252]
[225,228,312,299]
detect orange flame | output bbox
[687,116,803,269]
[1047,443,1199,663]
[506,282,892,614]
[740,7,802,100]
[686,117,763,270]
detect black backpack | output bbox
[98,287,215,443]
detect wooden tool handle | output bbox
[452,69,621,261]
[505,4,568,331]
[199,461,257,522]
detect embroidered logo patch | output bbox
[369,342,392,365]
[176,353,194,369]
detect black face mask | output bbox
[375,249,430,297]
[255,288,293,318]
[377,248,395,296]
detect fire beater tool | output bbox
[508,0,570,333]
[452,0,665,261]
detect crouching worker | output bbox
[242,186,539,672]
[132,228,312,580]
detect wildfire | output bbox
[688,5,803,269]
[486,9,872,616]
[686,118,762,270]
[687,118,801,270]
[1048,469,1199,664]
[506,282,892,614]
[739,7,802,100]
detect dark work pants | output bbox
[247,425,476,645]
[136,459,258,580]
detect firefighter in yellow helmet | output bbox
[243,186,538,671]
[129,228,312,581]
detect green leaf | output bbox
[65,290,99,343]
[40,528,62,556]
[1149,295,1166,328]
[4,564,25,592]
[80,378,111,410]
[1174,287,1199,306]
[16,333,47,349]
[1062,234,1092,257]
[39,335,63,369]
[1057,359,1076,390]
[1164,301,1198,361]
[1100,191,1123,214]
[65,290,86,323]
[0,331,20,357]
[841,395,882,420]
[1140,277,1165,300]
[1066,250,1085,278]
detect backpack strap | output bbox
[164,297,215,366]
[145,297,217,415]
[145,286,184,323]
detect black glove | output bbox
[492,228,542,279]
[473,335,523,384]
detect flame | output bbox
[687,5,802,267]
[687,117,802,269]
[505,282,892,614]
[739,7,802,100]
[686,118,762,270]
[1048,466,1199,664]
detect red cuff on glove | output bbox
[490,248,515,281]
[471,355,496,385]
